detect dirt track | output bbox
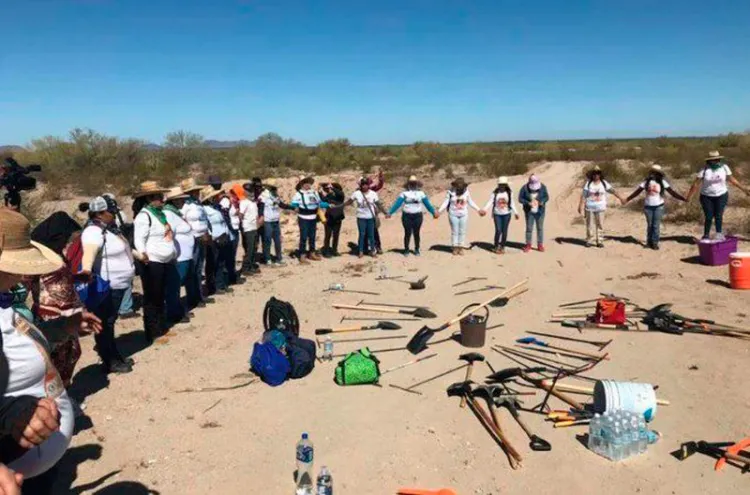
[60,161,749,494]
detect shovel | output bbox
[357,300,430,310]
[407,280,528,354]
[315,321,402,335]
[516,337,609,361]
[333,303,437,319]
[392,276,429,290]
[490,287,529,307]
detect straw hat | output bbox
[497,176,509,185]
[132,181,169,199]
[180,178,204,194]
[165,186,188,202]
[705,150,724,161]
[296,176,314,190]
[0,209,63,276]
[408,175,418,182]
[200,186,222,203]
[650,164,663,173]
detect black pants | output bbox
[242,230,259,272]
[700,193,729,238]
[204,242,218,295]
[324,219,343,254]
[402,213,423,251]
[140,261,169,342]
[92,288,126,366]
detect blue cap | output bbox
[302,433,308,439]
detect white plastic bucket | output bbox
[593,380,658,422]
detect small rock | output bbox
[105,415,113,421]
[688,364,699,371]
[427,427,436,434]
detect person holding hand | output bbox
[345,178,390,258]
[482,177,519,254]
[577,166,625,248]
[437,178,484,255]
[686,150,750,240]
[388,176,436,256]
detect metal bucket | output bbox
[459,304,490,348]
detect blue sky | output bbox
[2,0,749,145]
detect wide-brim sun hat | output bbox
[180,178,205,194]
[200,186,223,203]
[296,176,314,190]
[165,186,189,202]
[705,150,724,161]
[497,176,509,185]
[651,164,664,173]
[132,181,169,199]
[0,209,63,276]
[451,178,468,188]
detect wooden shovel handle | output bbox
[333,304,400,314]
[446,279,529,327]
[531,378,585,410]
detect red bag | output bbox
[593,299,626,325]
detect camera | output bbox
[1,157,42,209]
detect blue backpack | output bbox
[250,342,291,387]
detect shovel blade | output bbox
[378,321,403,330]
[411,307,438,319]
[489,297,509,308]
[407,327,435,354]
[529,435,552,452]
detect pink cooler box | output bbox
[698,237,738,266]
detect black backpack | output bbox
[263,297,300,336]
[283,331,316,379]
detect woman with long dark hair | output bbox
[345,178,389,258]
[321,182,346,257]
[482,177,519,254]
[388,175,436,256]
[625,165,687,250]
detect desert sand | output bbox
[58,161,749,494]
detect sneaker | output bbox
[403,250,410,257]
[310,253,322,261]
[652,243,660,250]
[276,260,286,266]
[715,232,726,241]
[458,248,465,256]
[596,242,604,248]
[357,253,364,259]
[414,249,421,256]
[299,256,309,264]
[537,244,545,253]
[522,244,532,253]
[376,248,383,255]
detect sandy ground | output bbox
[56,161,749,494]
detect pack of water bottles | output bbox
[587,410,649,461]
[296,433,333,495]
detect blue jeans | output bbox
[263,221,283,263]
[700,193,729,238]
[118,282,134,315]
[298,218,317,255]
[644,205,664,246]
[524,210,545,245]
[176,259,200,308]
[357,218,376,255]
[493,214,512,248]
[164,262,184,322]
[191,241,206,303]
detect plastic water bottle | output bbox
[622,416,634,458]
[603,414,615,460]
[323,337,333,361]
[328,283,344,291]
[612,422,624,461]
[629,416,641,457]
[379,265,388,280]
[637,417,648,454]
[296,433,314,495]
[316,466,333,495]
[588,414,602,454]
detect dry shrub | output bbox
[665,200,703,224]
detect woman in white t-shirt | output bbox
[164,187,197,321]
[686,151,750,240]
[436,178,484,255]
[388,176,436,256]
[0,209,74,482]
[624,165,687,250]
[345,178,390,258]
[577,166,626,247]
[132,181,177,344]
[482,177,520,254]
[80,196,136,374]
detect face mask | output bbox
[708,161,722,170]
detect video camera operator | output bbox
[0,158,42,211]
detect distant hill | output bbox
[0,145,25,153]
[204,140,254,149]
